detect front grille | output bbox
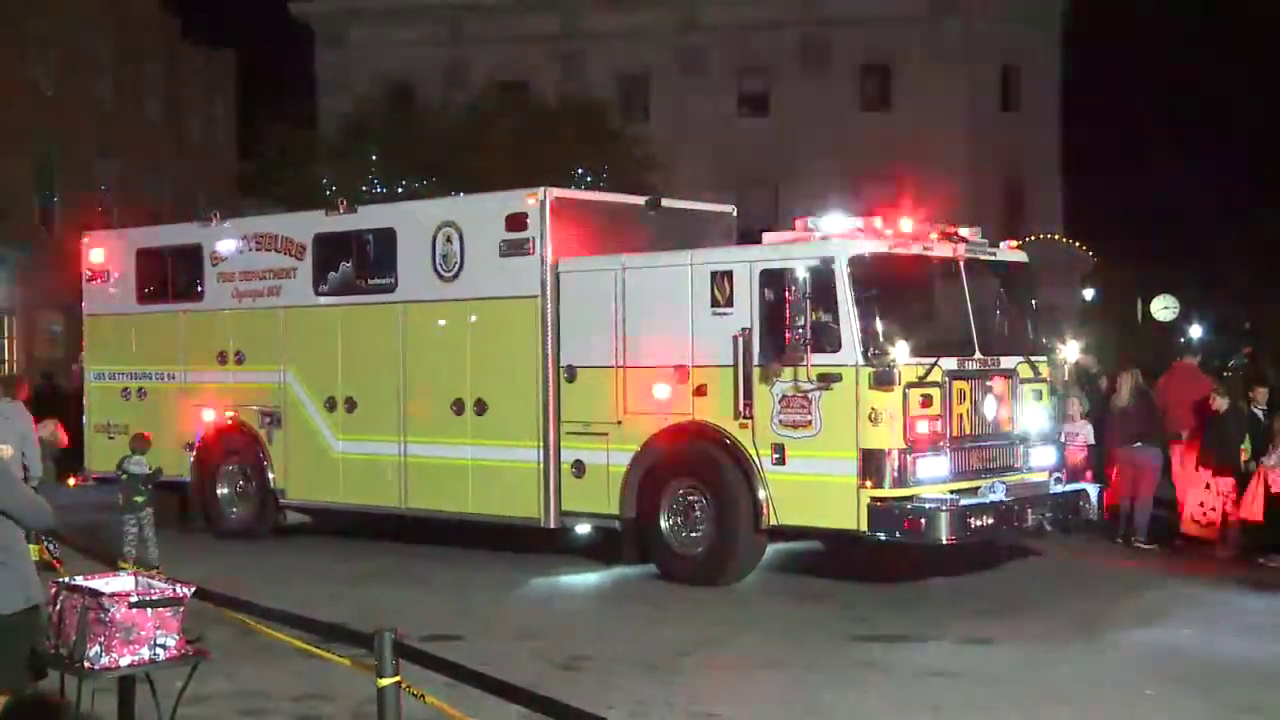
[950,443,1022,477]
[948,372,1016,437]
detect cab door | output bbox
[750,257,861,529]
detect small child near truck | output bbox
[117,432,162,571]
[1061,393,1096,485]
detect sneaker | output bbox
[1113,535,1127,545]
[1132,539,1158,550]
[1257,555,1280,568]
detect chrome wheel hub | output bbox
[214,463,256,520]
[658,478,715,556]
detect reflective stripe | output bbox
[187,370,281,384]
[90,368,857,477]
[760,456,858,477]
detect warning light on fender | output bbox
[651,382,673,400]
[897,217,914,233]
[87,247,106,265]
[200,407,216,423]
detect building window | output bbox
[33,143,57,237]
[494,79,531,102]
[859,63,893,112]
[737,69,771,119]
[144,64,164,124]
[675,44,708,78]
[1000,64,1022,113]
[616,72,650,124]
[559,51,585,93]
[312,228,398,297]
[136,244,205,305]
[797,33,832,78]
[1001,176,1026,240]
[442,58,470,97]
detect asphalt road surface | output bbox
[44,482,1280,719]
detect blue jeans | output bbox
[1114,444,1163,540]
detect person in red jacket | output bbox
[1155,350,1215,513]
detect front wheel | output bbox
[642,443,766,586]
[197,430,277,539]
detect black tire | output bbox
[197,430,277,539]
[641,441,767,586]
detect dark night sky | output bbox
[168,1,1278,311]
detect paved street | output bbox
[42,482,1280,719]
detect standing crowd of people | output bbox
[1064,349,1280,565]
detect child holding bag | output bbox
[1242,414,1280,567]
[1197,385,1250,558]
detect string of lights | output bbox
[1021,232,1095,260]
[321,156,611,203]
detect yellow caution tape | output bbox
[57,564,473,719]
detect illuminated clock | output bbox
[1149,294,1180,323]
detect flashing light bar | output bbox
[792,213,984,242]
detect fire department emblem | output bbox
[431,221,464,282]
[770,380,824,439]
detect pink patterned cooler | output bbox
[47,570,196,670]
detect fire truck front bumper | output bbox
[866,478,1101,543]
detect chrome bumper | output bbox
[867,481,1100,543]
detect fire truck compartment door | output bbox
[622,264,693,416]
[558,269,620,424]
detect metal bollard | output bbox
[374,628,402,720]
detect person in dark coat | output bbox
[1251,414,1280,568]
[1243,380,1272,472]
[26,372,63,425]
[1198,384,1249,558]
[1105,368,1165,549]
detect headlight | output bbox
[914,453,950,481]
[1020,404,1050,434]
[1028,444,1058,469]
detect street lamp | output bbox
[1081,287,1096,302]
[1188,323,1204,340]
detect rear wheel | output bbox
[642,442,766,586]
[197,430,276,539]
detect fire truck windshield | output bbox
[850,254,975,358]
[963,259,1043,357]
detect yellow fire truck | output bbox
[80,189,1094,586]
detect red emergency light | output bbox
[87,247,106,265]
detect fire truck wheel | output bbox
[642,443,766,586]
[198,430,277,540]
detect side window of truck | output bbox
[757,261,841,364]
[311,227,399,296]
[136,244,205,305]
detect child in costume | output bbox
[117,432,162,571]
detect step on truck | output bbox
[80,190,1097,586]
